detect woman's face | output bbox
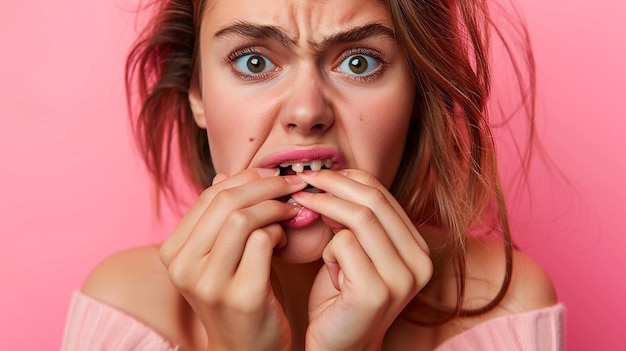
[190,0,415,261]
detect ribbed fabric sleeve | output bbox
[61,291,178,351]
[435,304,565,351]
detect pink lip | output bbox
[257,146,345,169]
[280,207,321,228]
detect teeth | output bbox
[287,198,302,207]
[292,162,304,173]
[310,159,322,171]
[279,159,333,173]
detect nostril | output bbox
[286,122,326,131]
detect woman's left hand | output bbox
[291,169,433,351]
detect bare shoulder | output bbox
[83,244,166,296]
[463,236,558,317]
[81,244,187,342]
[385,235,560,350]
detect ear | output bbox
[188,85,207,129]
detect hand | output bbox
[159,168,307,351]
[292,169,433,351]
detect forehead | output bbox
[202,0,391,42]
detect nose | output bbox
[279,64,334,135]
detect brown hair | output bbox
[126,0,535,324]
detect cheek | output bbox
[364,116,411,186]
[201,86,261,174]
[351,86,414,187]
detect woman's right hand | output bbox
[159,168,307,351]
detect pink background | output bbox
[0,0,624,349]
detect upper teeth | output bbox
[279,159,333,173]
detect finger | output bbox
[234,223,286,293]
[205,201,296,279]
[293,190,408,285]
[293,172,432,293]
[212,172,229,185]
[161,169,304,266]
[177,175,306,260]
[161,168,277,266]
[295,169,430,279]
[322,230,388,312]
[298,169,428,254]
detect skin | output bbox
[166,0,429,349]
[80,0,559,350]
[188,0,416,263]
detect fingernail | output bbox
[258,168,280,177]
[337,170,348,176]
[291,191,313,200]
[286,197,303,209]
[282,175,306,184]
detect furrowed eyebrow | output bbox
[214,22,395,51]
[310,23,396,50]
[214,21,296,48]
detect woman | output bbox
[63,0,564,350]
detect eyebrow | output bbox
[312,23,396,50]
[214,21,296,48]
[214,22,396,50]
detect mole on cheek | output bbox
[248,137,255,142]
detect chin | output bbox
[272,220,334,263]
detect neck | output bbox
[272,259,324,351]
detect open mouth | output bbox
[278,159,334,174]
[271,158,337,229]
[278,158,333,192]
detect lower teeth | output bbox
[287,198,301,206]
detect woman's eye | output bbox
[234,54,276,75]
[338,54,380,76]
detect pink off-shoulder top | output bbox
[62,291,564,350]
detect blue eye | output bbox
[234,54,276,75]
[338,54,379,76]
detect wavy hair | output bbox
[126,0,535,324]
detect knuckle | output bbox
[198,186,218,205]
[224,209,251,230]
[394,268,418,297]
[411,253,434,288]
[240,169,261,182]
[360,171,380,186]
[166,258,191,288]
[352,205,377,224]
[332,229,356,248]
[349,169,377,185]
[363,187,389,208]
[212,188,238,209]
[159,241,175,266]
[247,230,273,250]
